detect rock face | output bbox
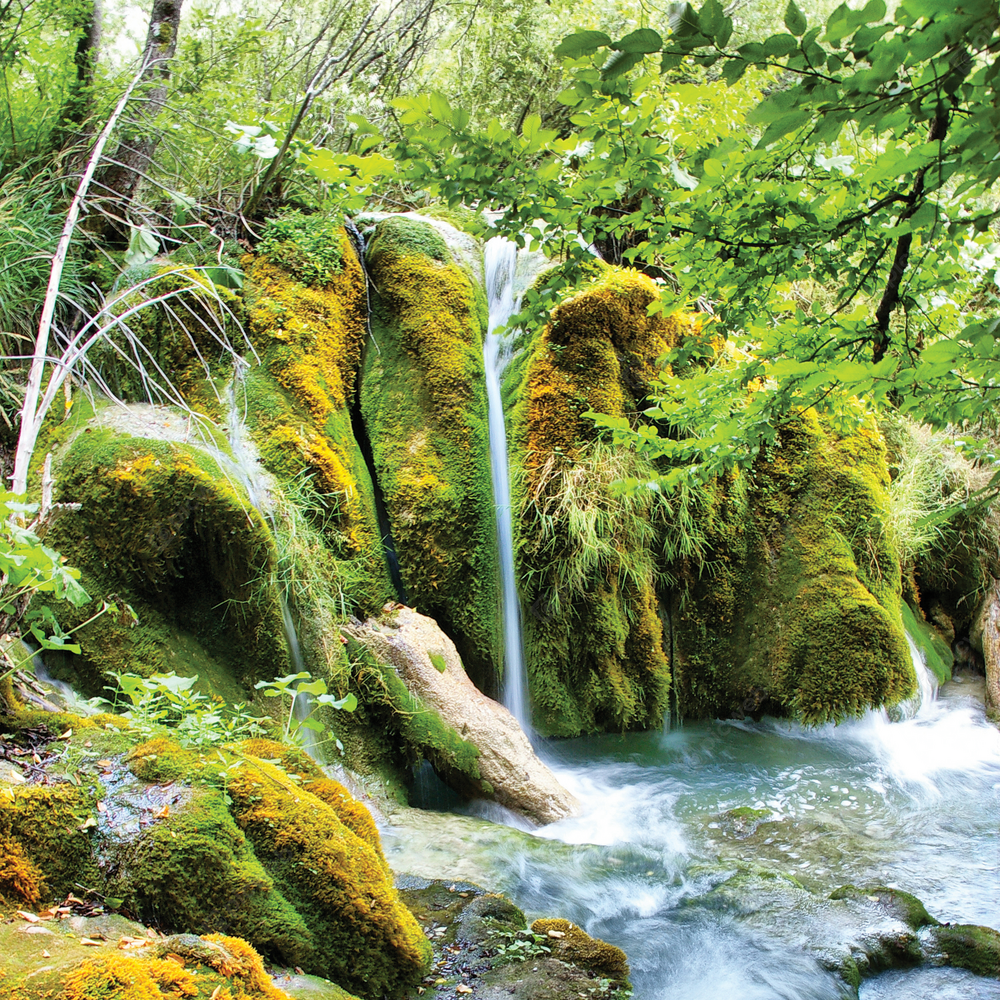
[344,607,578,826]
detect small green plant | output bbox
[0,492,122,686]
[257,210,344,286]
[107,672,268,748]
[254,670,357,750]
[488,927,551,964]
[429,652,447,673]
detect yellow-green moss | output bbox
[0,835,44,905]
[361,216,499,691]
[675,408,912,723]
[62,954,198,1000]
[230,739,386,865]
[529,918,630,986]
[225,750,432,996]
[0,783,100,902]
[931,924,1000,978]
[242,237,390,609]
[508,267,692,735]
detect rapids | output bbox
[400,649,1000,998]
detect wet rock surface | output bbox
[397,878,629,1000]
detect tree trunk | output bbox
[92,0,183,227]
[54,0,103,148]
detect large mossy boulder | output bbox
[361,216,499,694]
[45,417,288,696]
[674,407,913,723]
[0,725,431,999]
[507,263,911,731]
[507,266,701,736]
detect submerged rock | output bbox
[343,607,578,825]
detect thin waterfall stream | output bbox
[484,236,530,731]
[223,366,319,757]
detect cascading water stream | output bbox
[223,365,319,757]
[483,236,530,731]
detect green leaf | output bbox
[698,0,725,37]
[555,31,612,57]
[613,28,663,53]
[601,50,646,79]
[784,0,808,36]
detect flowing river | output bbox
[398,657,1000,999]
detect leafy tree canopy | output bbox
[390,0,1000,492]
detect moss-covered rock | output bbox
[829,885,940,930]
[674,406,912,723]
[45,424,286,696]
[928,924,1000,978]
[0,722,431,1000]
[361,215,499,693]
[0,916,311,1000]
[507,266,700,735]
[529,919,630,986]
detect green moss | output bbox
[365,215,449,264]
[675,408,912,724]
[415,205,489,238]
[258,211,345,286]
[931,924,1000,978]
[104,773,313,966]
[900,601,953,684]
[242,240,392,616]
[361,216,499,692]
[829,884,939,930]
[100,263,243,411]
[46,429,287,694]
[347,639,484,798]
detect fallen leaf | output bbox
[546,930,566,939]
[66,894,85,905]
[118,936,148,949]
[84,741,92,748]
[32,753,41,764]
[59,729,72,740]
[80,938,104,947]
[153,803,170,819]
[78,816,97,831]
[41,950,51,958]
[97,801,106,813]
[164,954,186,967]
[95,760,113,769]
[16,911,39,923]
[456,985,473,994]
[210,988,222,1000]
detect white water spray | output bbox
[484,236,530,731]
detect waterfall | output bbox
[484,236,530,731]
[224,365,320,758]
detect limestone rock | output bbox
[344,607,578,825]
[970,579,1000,717]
